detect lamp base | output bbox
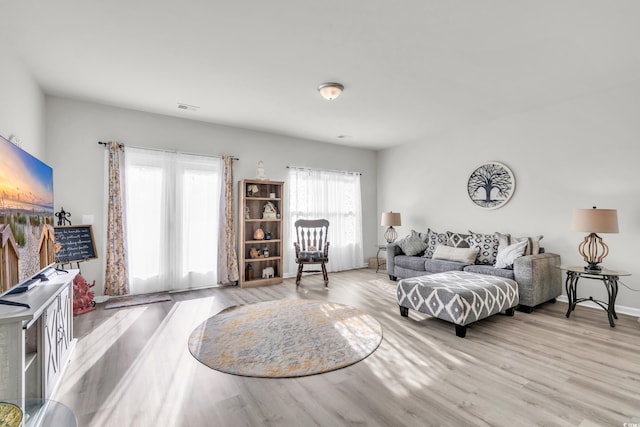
[584,263,602,273]
[578,233,609,273]
[384,226,397,244]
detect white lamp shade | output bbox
[571,208,619,233]
[381,212,402,227]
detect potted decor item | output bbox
[265,231,272,240]
[247,184,259,197]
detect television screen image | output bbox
[0,135,54,295]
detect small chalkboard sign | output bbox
[54,225,98,263]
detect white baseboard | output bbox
[556,295,640,318]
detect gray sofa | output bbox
[387,230,562,312]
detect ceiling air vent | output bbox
[177,103,200,111]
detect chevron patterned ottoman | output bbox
[397,271,519,337]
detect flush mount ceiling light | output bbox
[317,82,344,100]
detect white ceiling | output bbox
[2,1,639,150]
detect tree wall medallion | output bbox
[467,161,515,209]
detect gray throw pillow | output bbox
[397,230,428,256]
[423,229,448,258]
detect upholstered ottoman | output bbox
[397,271,519,337]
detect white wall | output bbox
[0,44,45,157]
[378,80,640,312]
[45,96,378,296]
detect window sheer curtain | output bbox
[124,147,222,294]
[285,168,364,276]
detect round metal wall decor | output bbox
[467,161,515,209]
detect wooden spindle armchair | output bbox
[293,219,330,287]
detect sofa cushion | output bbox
[446,231,471,248]
[423,229,448,258]
[394,255,428,271]
[494,240,528,269]
[467,232,500,265]
[424,258,469,273]
[432,245,479,264]
[397,230,428,256]
[464,264,515,280]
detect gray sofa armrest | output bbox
[386,242,403,280]
[513,253,562,309]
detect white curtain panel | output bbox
[285,168,364,276]
[125,147,222,294]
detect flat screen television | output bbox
[0,134,55,304]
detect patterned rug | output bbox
[104,292,172,309]
[188,299,383,378]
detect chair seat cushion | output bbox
[297,251,326,261]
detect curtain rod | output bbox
[286,165,362,176]
[98,141,238,161]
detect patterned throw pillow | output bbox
[397,230,428,256]
[423,229,449,258]
[513,235,543,255]
[495,232,543,255]
[494,240,528,269]
[447,231,470,248]
[467,231,500,265]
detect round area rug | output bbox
[188,299,383,378]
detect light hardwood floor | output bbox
[56,269,640,426]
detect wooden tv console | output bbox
[0,269,78,410]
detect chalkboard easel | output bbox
[54,225,98,270]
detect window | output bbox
[125,147,222,293]
[285,168,364,274]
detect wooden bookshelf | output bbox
[238,179,284,287]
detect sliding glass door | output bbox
[125,147,222,294]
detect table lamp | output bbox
[381,211,402,243]
[571,206,618,272]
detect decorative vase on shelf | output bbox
[265,231,272,240]
[246,264,254,281]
